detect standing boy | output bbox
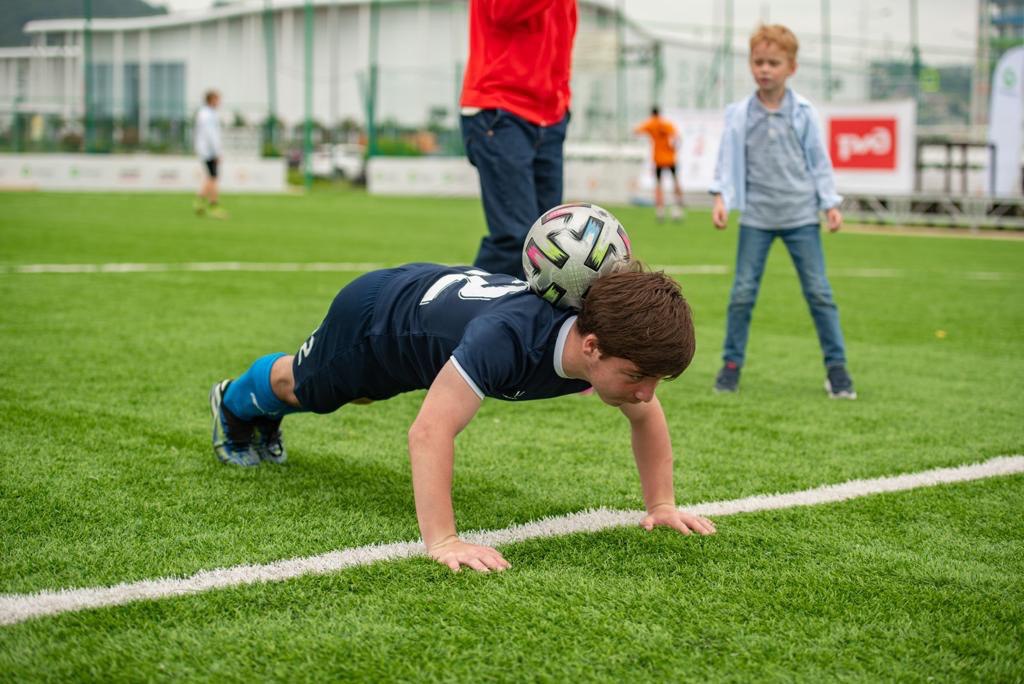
[634,107,685,221]
[209,263,715,572]
[193,90,227,219]
[709,24,855,399]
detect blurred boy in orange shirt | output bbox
[634,107,684,221]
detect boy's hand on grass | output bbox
[826,207,843,232]
[428,536,511,573]
[641,506,717,536]
[712,196,728,230]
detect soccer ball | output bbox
[521,202,632,310]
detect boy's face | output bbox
[749,41,796,93]
[582,338,661,407]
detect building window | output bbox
[149,62,185,120]
[86,63,113,117]
[124,63,140,122]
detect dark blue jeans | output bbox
[461,109,569,279]
[723,224,848,368]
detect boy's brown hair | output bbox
[749,24,799,62]
[577,264,695,379]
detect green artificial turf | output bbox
[1,190,1022,681]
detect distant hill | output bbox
[0,0,167,47]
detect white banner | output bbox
[630,109,722,205]
[0,154,287,192]
[635,101,917,200]
[369,144,648,206]
[820,100,917,195]
[370,100,920,205]
[988,46,1024,197]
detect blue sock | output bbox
[223,353,303,421]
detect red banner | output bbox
[829,118,897,170]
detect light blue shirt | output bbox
[742,92,820,228]
[709,89,841,221]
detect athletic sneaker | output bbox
[253,417,287,464]
[207,205,229,220]
[671,206,685,222]
[825,365,857,400]
[714,361,740,393]
[209,380,260,466]
[193,197,206,216]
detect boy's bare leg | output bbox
[197,177,217,203]
[670,177,684,220]
[667,181,684,222]
[270,355,301,407]
[195,178,212,213]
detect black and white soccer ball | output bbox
[521,202,632,310]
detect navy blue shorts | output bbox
[654,164,677,180]
[204,158,219,178]
[291,269,394,414]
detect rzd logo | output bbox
[829,118,897,170]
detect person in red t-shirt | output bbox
[460,0,577,279]
[634,107,685,222]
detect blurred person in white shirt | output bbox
[193,90,227,219]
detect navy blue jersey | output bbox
[292,264,591,413]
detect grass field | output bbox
[1,190,1022,681]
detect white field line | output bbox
[1,455,1022,627]
[656,264,730,275]
[2,262,728,275]
[2,262,730,276]
[829,268,1020,281]
[3,262,1018,281]
[5,262,390,274]
[831,267,902,278]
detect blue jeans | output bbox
[723,224,847,368]
[461,109,569,279]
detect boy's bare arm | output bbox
[408,360,510,572]
[712,194,729,230]
[826,206,843,232]
[619,396,716,536]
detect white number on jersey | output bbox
[419,269,528,306]
[295,327,319,366]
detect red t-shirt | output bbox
[460,0,577,127]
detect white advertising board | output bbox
[631,109,723,204]
[368,144,648,206]
[635,100,917,200]
[820,100,917,195]
[0,154,287,192]
[369,100,918,205]
[367,156,478,197]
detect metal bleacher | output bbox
[840,137,1024,231]
[840,193,1024,231]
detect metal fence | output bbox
[0,0,995,166]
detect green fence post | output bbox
[303,0,313,190]
[366,0,380,158]
[84,0,94,152]
[263,0,278,154]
